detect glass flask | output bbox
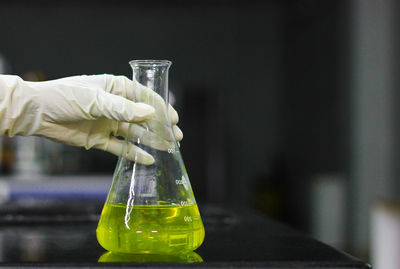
[96,60,205,254]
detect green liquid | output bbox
[96,203,205,254]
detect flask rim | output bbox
[129,60,172,67]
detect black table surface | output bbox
[0,202,371,268]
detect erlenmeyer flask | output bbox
[96,60,205,254]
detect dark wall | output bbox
[0,1,284,204]
[0,1,351,233]
[281,1,350,230]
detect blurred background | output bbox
[0,0,399,267]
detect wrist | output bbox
[0,75,37,137]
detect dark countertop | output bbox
[0,202,370,268]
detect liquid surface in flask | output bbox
[96,203,205,254]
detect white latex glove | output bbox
[0,74,183,165]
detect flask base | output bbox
[96,203,205,254]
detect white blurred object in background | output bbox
[371,199,400,269]
[310,174,347,250]
[14,136,43,179]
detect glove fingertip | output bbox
[173,125,183,141]
[106,137,155,165]
[130,102,155,123]
[127,145,155,165]
[168,104,179,124]
[143,154,155,165]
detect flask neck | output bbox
[130,60,171,100]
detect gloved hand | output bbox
[0,74,183,165]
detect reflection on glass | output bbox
[98,251,203,263]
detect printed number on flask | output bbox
[181,201,188,206]
[184,216,192,222]
[168,148,175,154]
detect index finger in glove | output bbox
[91,91,155,123]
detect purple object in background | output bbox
[0,175,111,202]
